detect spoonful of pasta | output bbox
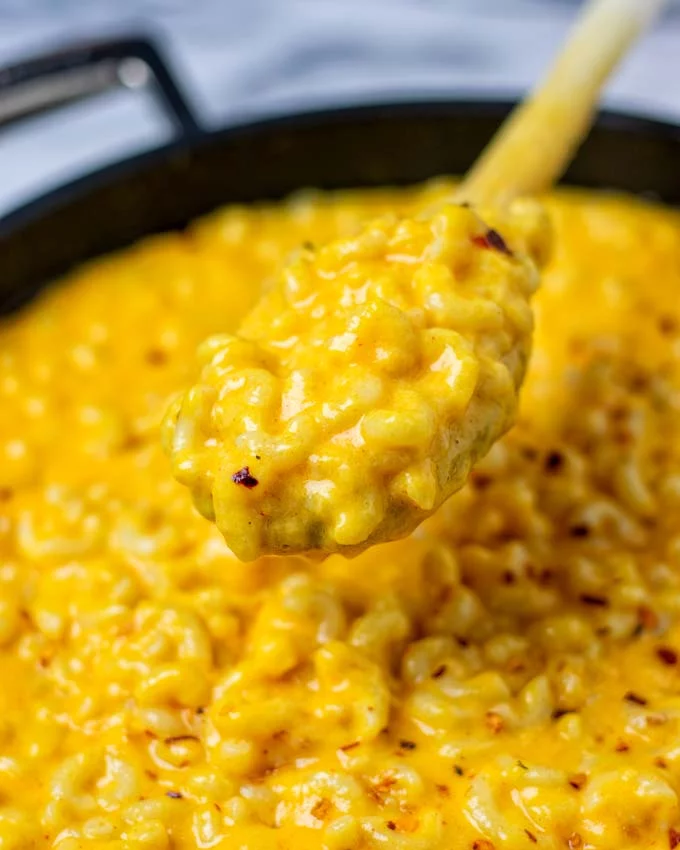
[163,0,667,561]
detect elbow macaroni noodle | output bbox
[0,181,680,849]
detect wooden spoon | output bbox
[461,0,668,206]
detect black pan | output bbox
[1,35,679,316]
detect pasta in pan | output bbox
[1,181,679,850]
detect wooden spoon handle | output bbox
[458,0,668,207]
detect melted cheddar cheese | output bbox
[0,182,680,850]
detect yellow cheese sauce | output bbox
[1,181,680,850]
[163,199,549,561]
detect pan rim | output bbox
[1,97,679,239]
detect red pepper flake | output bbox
[399,740,417,750]
[638,605,660,631]
[472,473,493,491]
[624,691,648,706]
[311,798,332,821]
[544,451,564,472]
[569,524,590,538]
[387,821,397,831]
[166,790,183,799]
[580,593,609,607]
[568,773,587,790]
[657,646,678,666]
[656,756,669,769]
[472,840,495,850]
[485,711,505,733]
[368,773,398,805]
[432,664,447,679]
[502,570,517,585]
[436,783,450,797]
[670,828,680,849]
[472,228,513,257]
[506,656,526,674]
[487,229,513,255]
[524,829,538,844]
[454,765,464,776]
[340,741,360,752]
[232,466,259,488]
[615,739,630,753]
[568,833,584,850]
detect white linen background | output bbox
[0,0,678,216]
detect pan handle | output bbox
[0,35,202,138]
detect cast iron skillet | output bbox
[1,36,679,316]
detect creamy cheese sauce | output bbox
[0,182,679,850]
